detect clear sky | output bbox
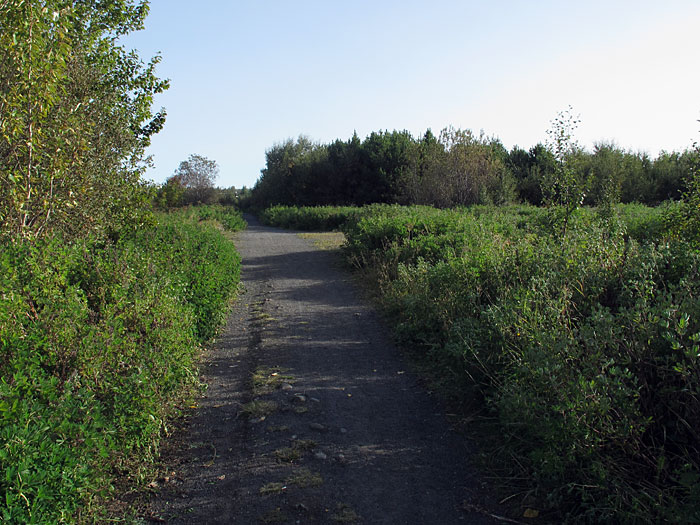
[122,0,700,189]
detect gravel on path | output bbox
[146,215,494,524]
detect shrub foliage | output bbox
[0,209,244,523]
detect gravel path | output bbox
[147,216,493,524]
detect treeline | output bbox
[0,2,244,522]
[246,128,698,210]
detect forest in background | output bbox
[246,123,698,211]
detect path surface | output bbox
[147,217,493,524]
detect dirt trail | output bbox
[147,216,493,524]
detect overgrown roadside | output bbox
[145,216,496,524]
[0,207,245,523]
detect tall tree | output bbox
[173,154,219,204]
[0,0,168,239]
[251,136,317,207]
[542,106,588,234]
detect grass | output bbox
[285,469,322,488]
[331,503,360,522]
[273,447,302,463]
[241,400,278,419]
[259,482,286,495]
[290,439,317,451]
[259,469,323,495]
[252,366,295,395]
[298,231,346,250]
[251,302,276,327]
[273,440,317,463]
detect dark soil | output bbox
[145,216,497,524]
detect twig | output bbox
[462,503,528,525]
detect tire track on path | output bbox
[147,216,493,524]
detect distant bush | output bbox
[177,204,248,233]
[616,201,669,242]
[0,213,242,523]
[260,205,365,230]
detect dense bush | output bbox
[383,229,699,521]
[260,205,365,230]
[182,204,248,234]
[128,211,244,341]
[0,210,243,523]
[349,207,699,521]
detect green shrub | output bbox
[260,205,362,230]
[0,212,242,523]
[129,214,242,341]
[191,204,248,232]
[258,202,700,520]
[617,202,669,242]
[339,203,699,522]
[164,204,247,232]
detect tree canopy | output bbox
[247,124,699,211]
[171,153,219,204]
[0,0,168,239]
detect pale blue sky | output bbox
[123,1,700,189]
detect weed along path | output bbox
[147,216,494,524]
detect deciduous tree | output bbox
[542,106,589,234]
[173,154,219,204]
[0,0,168,239]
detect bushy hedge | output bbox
[259,205,364,231]
[343,206,698,522]
[0,210,243,523]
